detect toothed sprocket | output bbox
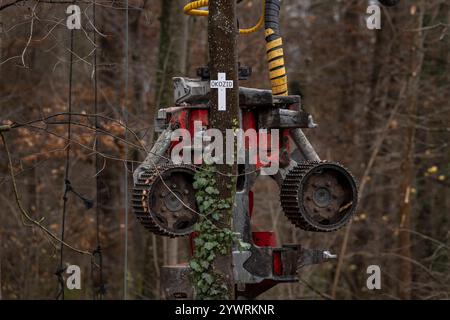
[280,161,358,232]
[132,164,199,237]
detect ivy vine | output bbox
[189,118,250,299]
[189,165,249,299]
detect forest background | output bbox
[0,0,448,300]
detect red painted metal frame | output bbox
[172,107,287,293]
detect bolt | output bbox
[183,189,189,195]
[172,184,177,189]
[326,181,332,187]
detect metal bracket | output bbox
[173,77,210,105]
[154,108,168,133]
[233,251,263,284]
[258,108,312,129]
[297,248,337,269]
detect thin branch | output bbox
[1,132,92,256]
[331,83,407,299]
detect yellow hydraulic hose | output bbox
[264,0,288,96]
[183,0,265,35]
[265,28,288,96]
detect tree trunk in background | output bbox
[166,0,189,266]
[0,232,2,300]
[155,0,189,109]
[129,0,147,116]
[155,0,173,108]
[333,1,366,299]
[208,0,239,299]
[412,2,447,299]
[397,1,425,300]
[343,2,365,299]
[154,0,189,266]
[95,8,129,299]
[437,3,450,253]
[367,2,396,265]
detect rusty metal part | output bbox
[161,264,194,299]
[133,127,173,184]
[132,164,199,237]
[280,161,358,232]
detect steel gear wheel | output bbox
[280,161,358,232]
[132,164,199,237]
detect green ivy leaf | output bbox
[238,240,251,251]
[218,202,231,209]
[193,177,208,189]
[204,242,216,250]
[202,273,214,285]
[203,199,212,211]
[194,238,204,246]
[189,261,201,272]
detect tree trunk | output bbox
[155,0,190,266]
[0,231,2,300]
[167,0,189,266]
[155,0,189,109]
[397,0,425,300]
[129,1,146,116]
[207,0,239,299]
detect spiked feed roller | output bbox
[281,161,358,232]
[132,164,199,238]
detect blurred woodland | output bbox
[0,0,449,299]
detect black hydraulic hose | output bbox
[265,0,282,39]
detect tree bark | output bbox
[397,0,425,300]
[155,0,189,109]
[207,0,239,299]
[0,231,2,300]
[129,0,147,116]
[167,0,189,266]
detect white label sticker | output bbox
[210,73,233,111]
